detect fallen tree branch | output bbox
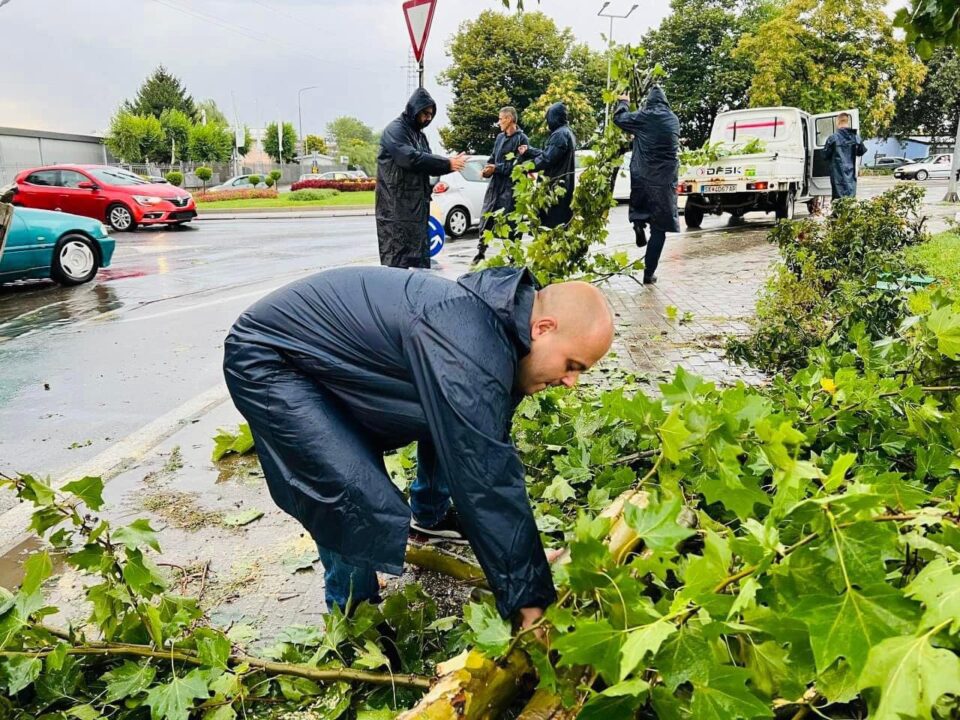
[405,542,488,587]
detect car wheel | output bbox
[445,207,470,239]
[684,205,704,229]
[52,234,100,286]
[916,169,929,181]
[775,189,796,221]
[107,203,136,232]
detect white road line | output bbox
[0,383,230,555]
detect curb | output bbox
[196,208,375,221]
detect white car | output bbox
[207,174,268,193]
[894,153,955,181]
[431,155,490,239]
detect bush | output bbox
[195,166,212,191]
[164,171,184,187]
[291,178,376,192]
[264,176,276,188]
[194,189,278,203]
[287,189,340,202]
[269,170,282,184]
[247,174,262,187]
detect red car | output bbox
[11,165,197,232]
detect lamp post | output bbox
[298,85,320,156]
[599,1,639,127]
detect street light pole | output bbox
[298,85,320,156]
[599,2,639,127]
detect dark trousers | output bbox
[634,222,666,280]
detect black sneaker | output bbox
[410,508,468,544]
[471,252,486,266]
[634,225,647,248]
[643,274,658,285]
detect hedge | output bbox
[291,178,376,192]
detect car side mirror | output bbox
[77,181,99,190]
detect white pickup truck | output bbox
[678,107,860,229]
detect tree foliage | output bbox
[122,65,197,121]
[735,0,926,137]
[159,109,192,164]
[263,122,298,163]
[326,116,374,149]
[522,74,596,148]
[439,11,604,154]
[303,134,328,154]
[195,98,229,127]
[187,123,232,163]
[895,0,960,57]
[104,111,167,163]
[891,47,960,141]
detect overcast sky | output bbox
[0,0,671,148]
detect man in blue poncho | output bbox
[519,102,577,229]
[223,267,614,628]
[823,113,867,199]
[613,86,681,285]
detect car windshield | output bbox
[89,168,150,186]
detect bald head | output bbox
[516,281,615,395]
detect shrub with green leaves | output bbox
[164,171,184,187]
[288,188,340,202]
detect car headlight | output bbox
[133,195,163,205]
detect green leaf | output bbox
[463,602,512,656]
[212,424,255,462]
[1,655,42,694]
[113,518,161,552]
[578,679,650,720]
[858,634,960,720]
[353,639,390,671]
[66,544,108,572]
[194,628,232,670]
[905,558,960,633]
[690,665,773,720]
[21,551,53,595]
[122,548,167,597]
[623,495,695,554]
[102,661,157,702]
[823,453,857,493]
[554,618,624,683]
[18,474,55,507]
[619,620,676,681]
[795,584,919,675]
[144,669,210,720]
[203,706,237,720]
[542,475,576,503]
[61,476,105,511]
[926,304,960,359]
[654,622,713,691]
[659,408,691,463]
[67,704,102,720]
[221,509,264,527]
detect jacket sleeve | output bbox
[855,138,867,157]
[531,132,571,174]
[613,100,646,136]
[403,298,557,618]
[495,132,528,179]
[381,122,452,176]
[823,135,836,161]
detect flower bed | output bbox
[194,189,279,203]
[291,178,376,192]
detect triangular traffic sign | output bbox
[403,0,438,63]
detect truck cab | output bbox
[679,107,859,229]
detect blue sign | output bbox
[428,216,445,257]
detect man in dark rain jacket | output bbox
[613,86,681,284]
[519,102,577,229]
[823,113,867,199]
[223,266,614,626]
[474,106,529,265]
[376,88,466,268]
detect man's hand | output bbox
[619,94,630,101]
[545,547,567,564]
[481,164,495,178]
[518,606,544,632]
[518,145,528,156]
[449,152,467,172]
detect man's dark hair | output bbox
[838,112,851,125]
[499,106,517,123]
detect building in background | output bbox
[0,126,112,184]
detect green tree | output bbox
[326,116,374,150]
[522,74,596,147]
[438,11,588,154]
[303,134,328,154]
[236,126,254,157]
[566,44,609,127]
[891,48,960,141]
[104,111,167,163]
[123,66,196,120]
[641,0,774,147]
[159,108,193,163]
[341,139,378,175]
[188,123,232,163]
[195,98,229,126]
[895,0,960,57]
[735,0,926,137]
[195,166,212,192]
[263,121,298,163]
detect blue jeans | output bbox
[409,443,451,527]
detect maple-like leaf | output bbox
[623,495,695,555]
[690,665,773,720]
[144,670,210,720]
[554,618,624,683]
[905,558,960,633]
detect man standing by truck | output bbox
[823,112,867,200]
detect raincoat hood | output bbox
[457,267,537,356]
[403,88,438,129]
[646,85,670,109]
[546,102,569,132]
[836,126,858,140]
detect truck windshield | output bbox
[722,116,786,142]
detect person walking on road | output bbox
[613,86,681,285]
[223,266,614,629]
[376,88,466,268]
[519,102,577,229]
[473,106,529,265]
[823,112,867,200]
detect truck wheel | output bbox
[685,206,704,229]
[775,190,795,221]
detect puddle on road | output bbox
[0,536,65,590]
[0,282,123,342]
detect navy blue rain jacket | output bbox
[523,103,577,228]
[376,88,452,268]
[613,87,681,232]
[823,127,867,199]
[223,266,557,618]
[479,127,530,235]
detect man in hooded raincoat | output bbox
[223,266,614,625]
[519,102,577,229]
[613,86,681,284]
[474,106,529,265]
[376,88,466,268]
[823,113,867,200]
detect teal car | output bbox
[0,201,115,286]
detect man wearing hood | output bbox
[474,106,529,265]
[377,88,466,268]
[223,266,614,627]
[519,102,577,229]
[613,86,681,285]
[823,113,866,200]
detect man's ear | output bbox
[530,316,558,340]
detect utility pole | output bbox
[298,86,319,157]
[598,1,639,127]
[945,110,960,203]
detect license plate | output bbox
[701,184,737,193]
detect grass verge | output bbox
[197,191,375,210]
[907,230,960,289]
